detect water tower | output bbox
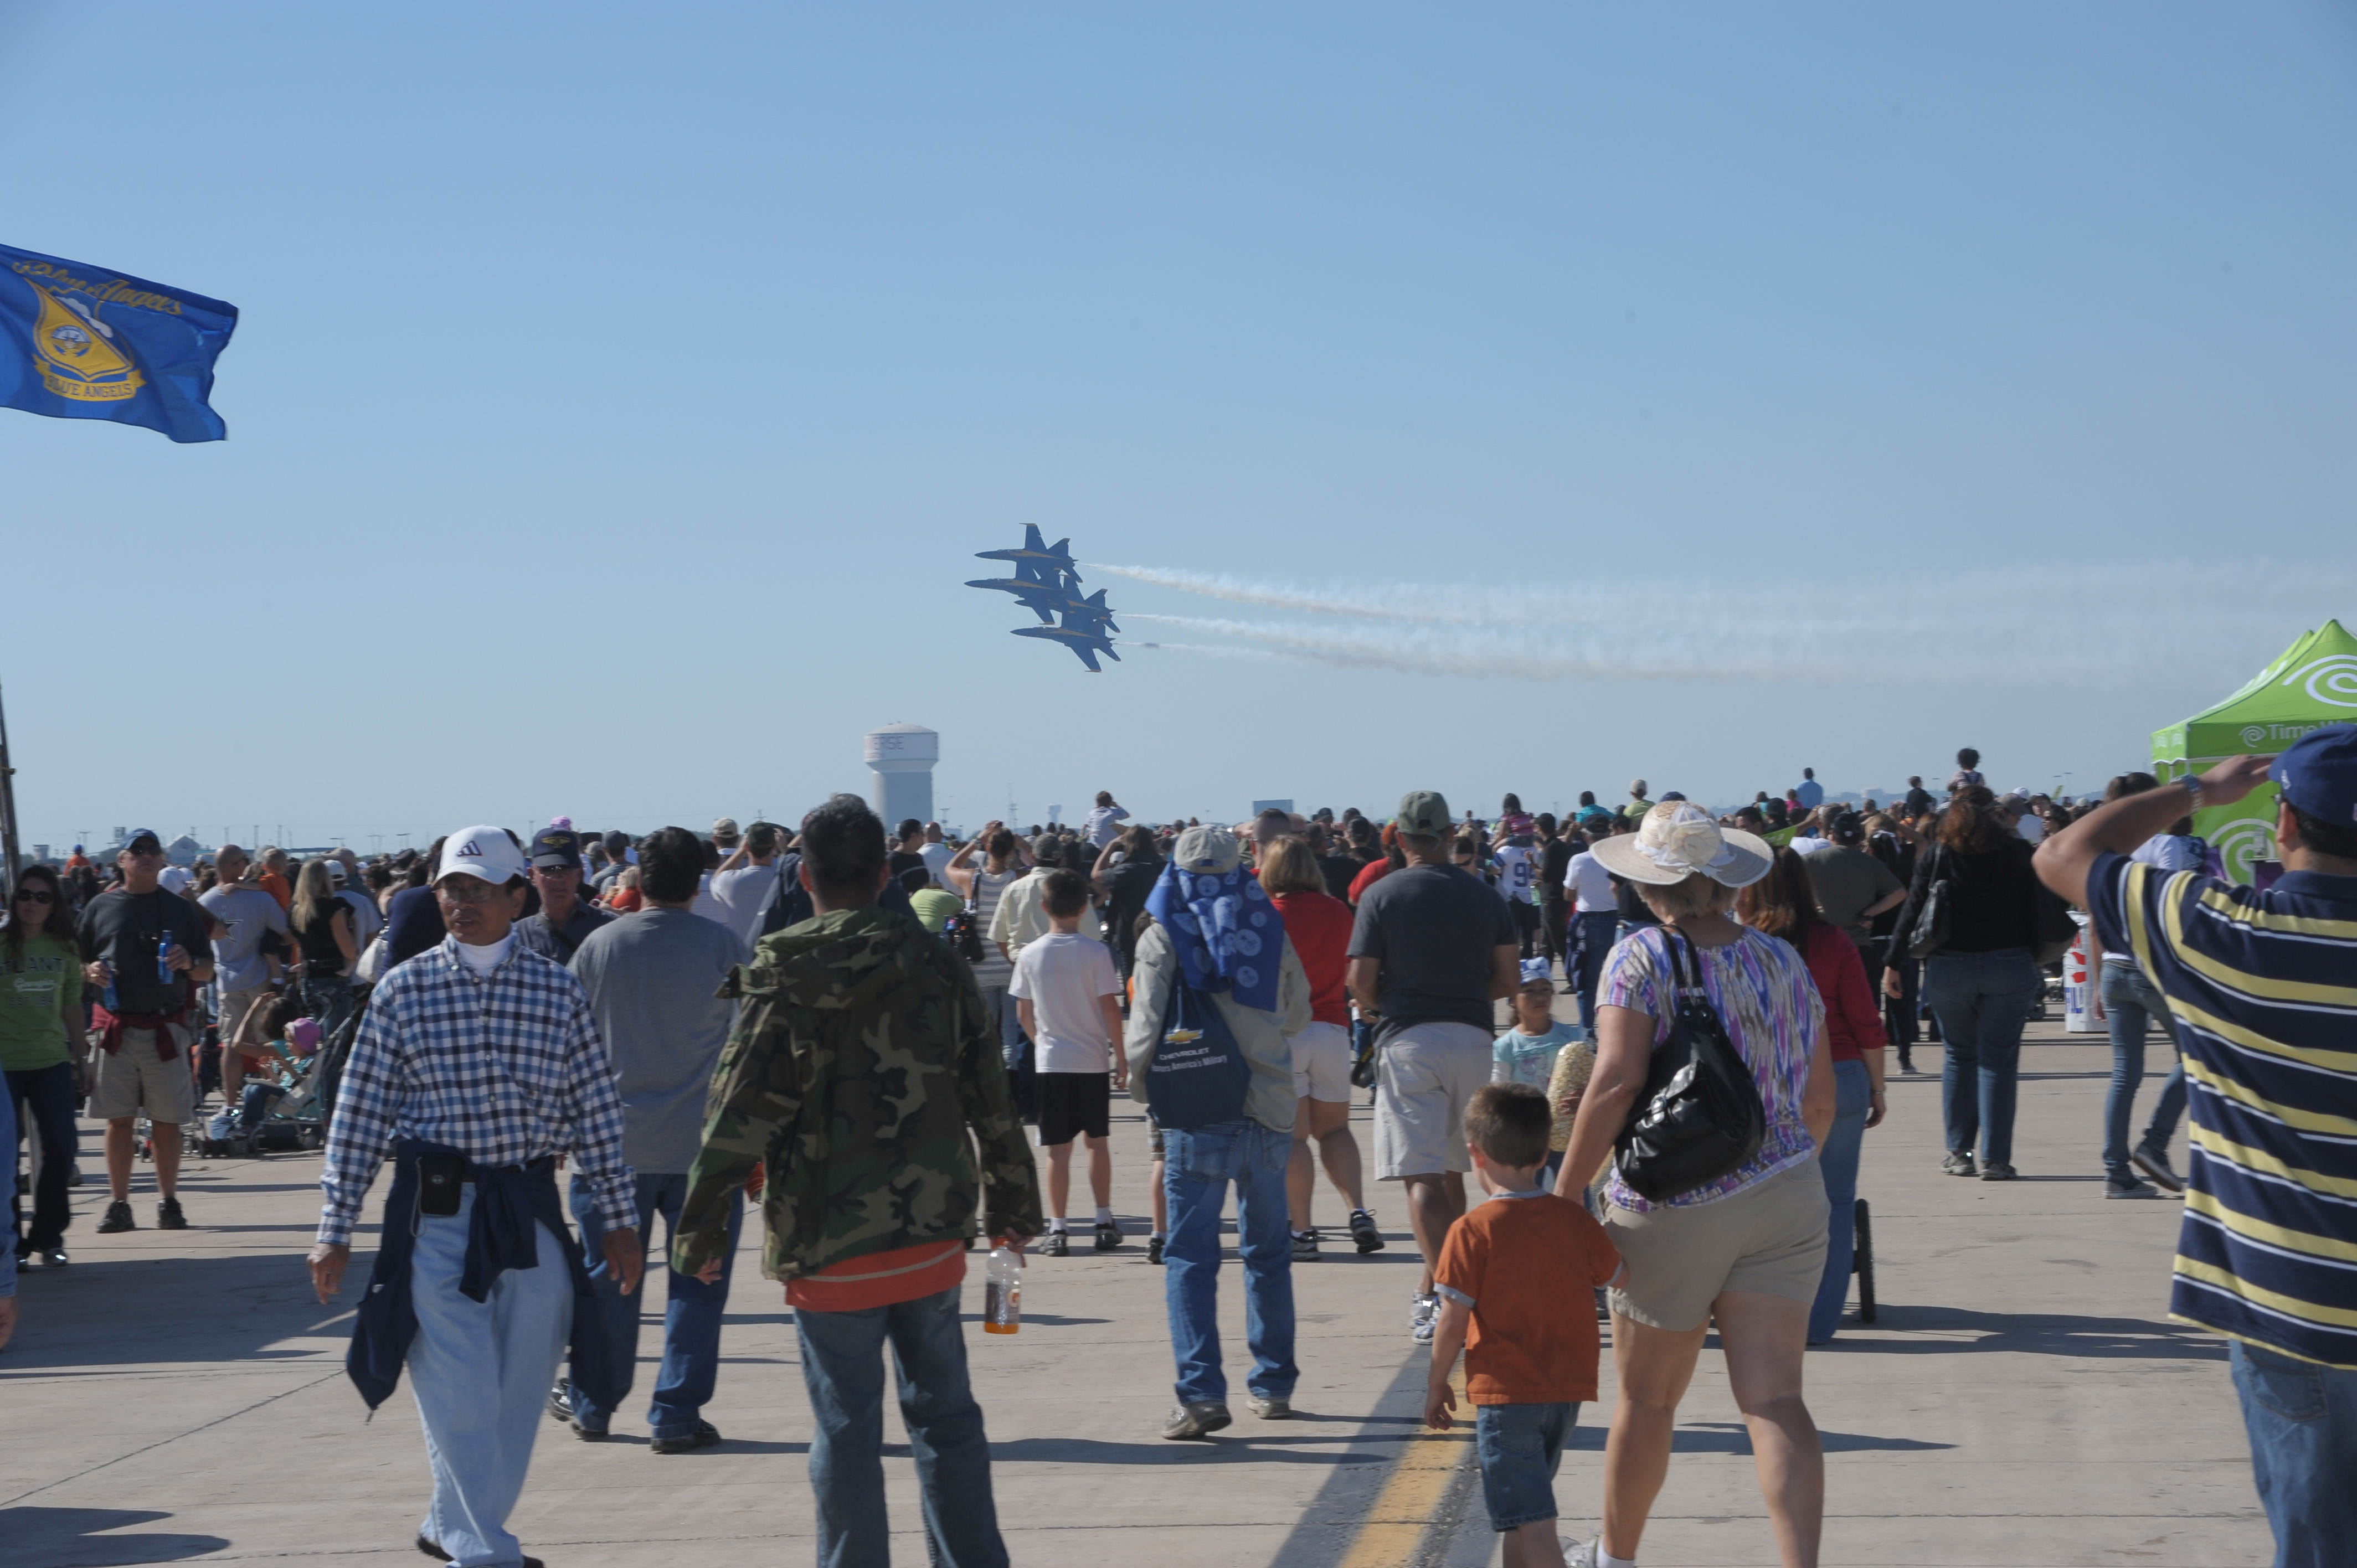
[864,724,938,828]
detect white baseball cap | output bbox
[436,826,529,886]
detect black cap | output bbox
[1830,811,1865,845]
[601,830,630,856]
[529,827,583,870]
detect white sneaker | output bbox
[1564,1539,1601,1568]
[1411,1292,1438,1344]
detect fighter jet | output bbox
[964,558,1069,625]
[1012,605,1121,672]
[974,524,1080,586]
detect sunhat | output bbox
[1589,802,1772,889]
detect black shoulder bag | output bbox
[1613,929,1768,1204]
[1904,845,1953,961]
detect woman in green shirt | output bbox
[5,863,84,1273]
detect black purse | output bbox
[1905,846,1953,961]
[1613,929,1768,1204]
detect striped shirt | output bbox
[318,936,635,1246]
[2091,854,2357,1367]
[1600,926,1824,1211]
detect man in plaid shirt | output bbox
[309,827,643,1568]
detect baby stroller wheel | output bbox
[1853,1198,1877,1324]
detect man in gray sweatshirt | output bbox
[549,825,750,1452]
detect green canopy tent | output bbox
[2151,618,2357,882]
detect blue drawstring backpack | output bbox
[1144,973,1252,1131]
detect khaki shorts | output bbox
[88,1023,198,1125]
[1604,1160,1830,1332]
[1373,1022,1493,1181]
[218,986,269,1050]
[1291,1020,1353,1104]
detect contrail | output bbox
[1099,561,2357,685]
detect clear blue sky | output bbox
[6,3,2354,848]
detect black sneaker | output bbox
[157,1197,188,1230]
[1093,1219,1123,1252]
[2131,1143,2185,1194]
[1041,1229,1071,1257]
[38,1248,67,1268]
[97,1200,136,1234]
[1146,1234,1165,1265]
[2104,1175,2157,1199]
[1348,1208,1385,1254]
[650,1420,721,1454]
[1291,1229,1321,1262]
[1979,1162,2018,1182]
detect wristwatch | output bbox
[2181,775,2203,810]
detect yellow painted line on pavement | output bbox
[1336,1365,1471,1568]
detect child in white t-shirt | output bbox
[1009,869,1128,1256]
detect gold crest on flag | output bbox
[27,279,144,402]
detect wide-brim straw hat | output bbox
[1590,803,1773,889]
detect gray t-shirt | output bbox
[199,886,289,993]
[570,907,749,1173]
[1347,863,1519,1032]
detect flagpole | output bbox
[0,678,19,897]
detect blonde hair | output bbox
[291,859,342,933]
[1255,836,1327,897]
[1636,871,1739,922]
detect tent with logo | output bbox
[2151,618,2357,882]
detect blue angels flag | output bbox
[0,244,238,443]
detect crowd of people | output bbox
[4,728,2354,1568]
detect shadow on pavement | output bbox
[992,1434,1391,1465]
[0,1507,229,1567]
[1825,1304,2230,1360]
[1566,1421,1953,1454]
[0,1247,352,1373]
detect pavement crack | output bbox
[0,1367,347,1509]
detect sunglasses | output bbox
[15,889,54,904]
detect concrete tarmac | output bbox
[0,1004,2270,1568]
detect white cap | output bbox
[436,825,528,886]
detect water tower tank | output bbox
[864,724,939,829]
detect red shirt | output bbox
[1347,859,1394,906]
[785,1239,968,1312]
[1800,922,1885,1064]
[1434,1193,1620,1405]
[1271,890,1352,1027]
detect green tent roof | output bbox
[2152,618,2357,765]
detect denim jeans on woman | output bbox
[8,1062,78,1254]
[1162,1118,1298,1407]
[1923,947,2043,1165]
[1571,912,1620,1033]
[1808,1058,1871,1342]
[794,1285,1008,1568]
[2231,1339,2357,1567]
[300,974,355,1046]
[2098,963,2187,1179]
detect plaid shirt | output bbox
[317,936,635,1246]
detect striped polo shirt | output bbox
[2090,853,2357,1366]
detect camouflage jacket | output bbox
[672,904,1042,1282]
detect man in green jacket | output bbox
[675,792,1041,1568]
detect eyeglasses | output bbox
[14,890,54,904]
[435,878,508,905]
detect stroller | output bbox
[192,998,366,1158]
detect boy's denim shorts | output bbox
[1476,1400,1579,1531]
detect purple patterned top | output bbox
[1599,925,1824,1211]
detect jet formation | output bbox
[967,525,1121,672]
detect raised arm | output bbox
[2035,756,2272,908]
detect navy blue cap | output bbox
[528,827,583,870]
[122,828,162,853]
[2274,724,2357,827]
[1659,791,1687,803]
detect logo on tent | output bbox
[2212,818,2277,885]
[2280,654,2357,710]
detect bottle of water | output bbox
[982,1242,1022,1335]
[103,962,119,1013]
[157,937,176,984]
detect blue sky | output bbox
[5,3,2354,848]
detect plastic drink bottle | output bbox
[157,937,176,984]
[982,1243,1022,1334]
[103,963,119,1012]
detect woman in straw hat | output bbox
[1552,803,1838,1568]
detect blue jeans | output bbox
[1808,1059,1870,1342]
[301,974,356,1045]
[1162,1118,1297,1406]
[794,1285,1007,1568]
[995,985,1037,1123]
[1572,912,1619,1032]
[0,1078,16,1299]
[2100,964,2187,1179]
[408,1185,573,1568]
[1923,948,2042,1165]
[565,1172,742,1439]
[1476,1401,1577,1530]
[8,1062,78,1253]
[2231,1339,2357,1567]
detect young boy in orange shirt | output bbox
[1425,1082,1623,1568]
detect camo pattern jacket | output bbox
[672,904,1042,1282]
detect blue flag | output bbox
[0,244,237,443]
